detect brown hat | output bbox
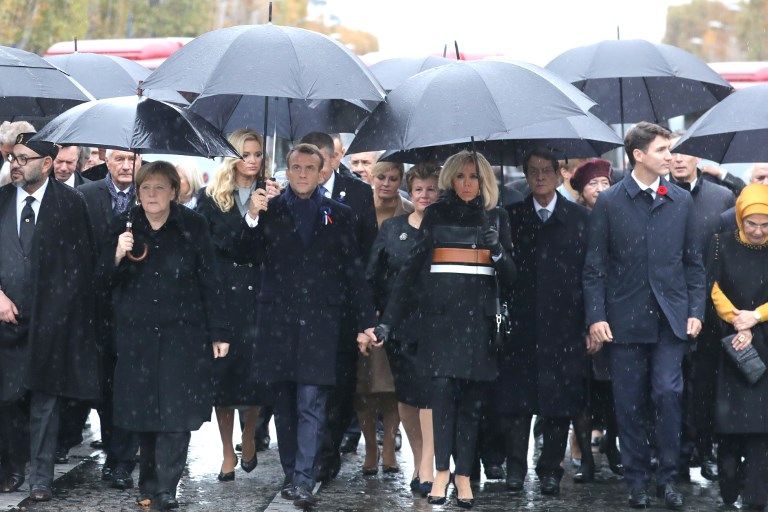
[15,132,58,160]
[570,158,612,193]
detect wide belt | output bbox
[431,248,494,276]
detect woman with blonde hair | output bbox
[375,150,514,508]
[195,129,276,481]
[372,161,413,226]
[175,159,204,209]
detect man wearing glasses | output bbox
[0,133,100,502]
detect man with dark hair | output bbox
[0,133,100,501]
[584,122,705,510]
[298,132,378,483]
[242,143,376,508]
[53,145,89,188]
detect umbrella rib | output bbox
[641,76,661,122]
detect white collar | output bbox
[533,193,557,213]
[64,173,76,188]
[17,177,49,205]
[631,170,660,193]
[322,170,336,196]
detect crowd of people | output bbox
[0,117,767,512]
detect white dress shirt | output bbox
[16,177,49,234]
[320,171,336,198]
[64,173,76,188]
[533,193,558,219]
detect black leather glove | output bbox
[374,324,391,344]
[480,228,503,256]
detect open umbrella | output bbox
[45,53,187,104]
[30,95,237,158]
[369,55,456,91]
[141,23,385,144]
[672,84,768,163]
[347,60,596,155]
[545,39,733,125]
[0,45,93,122]
[380,111,623,165]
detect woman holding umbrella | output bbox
[196,129,278,480]
[102,160,230,510]
[374,150,516,508]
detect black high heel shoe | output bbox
[419,480,433,497]
[573,462,595,484]
[456,495,475,509]
[218,456,238,481]
[600,437,624,475]
[241,452,258,473]
[427,481,451,505]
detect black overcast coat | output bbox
[495,194,589,417]
[240,191,377,386]
[382,192,516,382]
[100,203,229,432]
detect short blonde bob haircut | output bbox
[438,150,498,210]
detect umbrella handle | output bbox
[124,221,148,262]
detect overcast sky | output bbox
[323,0,685,65]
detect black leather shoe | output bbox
[90,439,104,449]
[700,459,718,481]
[29,486,53,502]
[55,448,69,464]
[506,475,524,492]
[280,477,297,500]
[657,483,684,510]
[484,464,506,480]
[241,452,258,473]
[293,485,317,508]
[0,473,24,493]
[154,492,179,510]
[101,465,113,481]
[418,480,433,497]
[110,469,134,490]
[339,433,360,454]
[256,435,271,452]
[409,477,421,492]
[540,475,560,495]
[573,463,595,484]
[628,488,651,508]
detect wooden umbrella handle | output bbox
[124,221,148,262]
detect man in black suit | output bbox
[53,145,90,188]
[669,134,735,483]
[584,122,706,510]
[700,163,747,197]
[77,149,142,490]
[243,143,377,508]
[298,132,378,483]
[0,134,100,501]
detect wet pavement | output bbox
[2,412,733,511]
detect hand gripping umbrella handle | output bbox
[124,221,148,262]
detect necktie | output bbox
[538,208,550,223]
[318,185,329,198]
[19,196,35,254]
[643,188,655,206]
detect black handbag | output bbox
[721,333,767,385]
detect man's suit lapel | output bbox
[98,180,112,217]
[650,178,674,213]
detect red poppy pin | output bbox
[657,185,668,196]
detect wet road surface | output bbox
[2,412,731,511]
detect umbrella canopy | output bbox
[546,39,733,124]
[369,55,456,91]
[31,95,238,158]
[0,45,93,122]
[347,60,596,155]
[45,53,187,104]
[380,111,623,165]
[672,84,768,163]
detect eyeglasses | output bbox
[7,154,45,166]
[744,219,768,231]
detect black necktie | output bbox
[642,188,655,206]
[19,196,35,253]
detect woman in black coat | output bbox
[367,163,440,493]
[377,151,516,508]
[709,184,768,509]
[102,161,230,511]
[195,129,276,480]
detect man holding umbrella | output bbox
[584,122,705,509]
[0,133,100,501]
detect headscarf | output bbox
[736,183,768,244]
[570,158,612,193]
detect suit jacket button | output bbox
[233,262,238,267]
[299,319,306,326]
[247,285,253,291]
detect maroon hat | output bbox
[570,158,612,193]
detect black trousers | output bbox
[718,434,768,507]
[431,378,486,476]
[57,399,91,451]
[138,431,191,499]
[99,351,138,473]
[0,399,29,475]
[478,396,505,467]
[503,415,570,480]
[317,350,357,471]
[28,392,60,489]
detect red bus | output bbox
[45,37,192,69]
[709,61,768,89]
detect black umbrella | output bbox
[546,39,733,125]
[30,95,238,158]
[369,55,457,91]
[347,60,596,155]
[45,53,187,104]
[381,111,623,165]
[672,84,768,163]
[141,23,385,144]
[0,45,93,122]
